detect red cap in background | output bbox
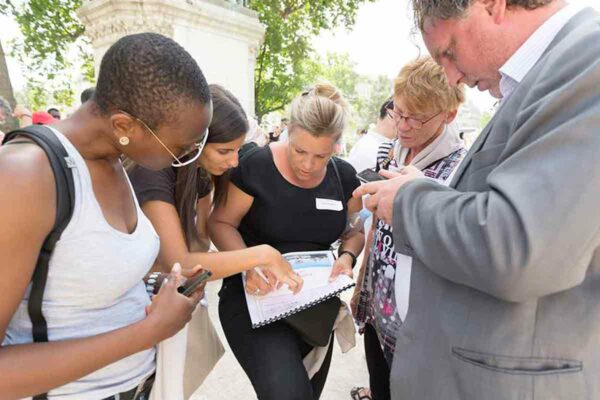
[32,111,57,125]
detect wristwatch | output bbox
[338,250,357,268]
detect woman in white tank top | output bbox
[0,33,212,399]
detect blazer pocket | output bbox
[452,347,582,376]
[469,142,507,174]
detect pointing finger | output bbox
[352,180,384,198]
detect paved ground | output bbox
[191,280,369,400]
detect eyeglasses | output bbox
[120,110,208,168]
[386,108,442,130]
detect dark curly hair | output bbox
[413,0,555,30]
[94,32,210,129]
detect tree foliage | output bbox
[1,0,93,109]
[3,0,85,72]
[259,50,392,154]
[1,0,373,113]
[248,0,374,119]
[314,52,392,130]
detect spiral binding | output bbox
[251,282,355,328]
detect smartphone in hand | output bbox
[178,270,212,297]
[356,168,387,184]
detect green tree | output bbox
[2,0,372,114]
[249,0,374,120]
[314,52,391,128]
[316,52,360,102]
[356,74,393,127]
[1,0,93,109]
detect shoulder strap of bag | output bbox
[330,157,344,203]
[3,125,76,400]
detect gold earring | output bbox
[119,137,130,146]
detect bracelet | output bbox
[338,250,357,268]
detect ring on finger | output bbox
[254,288,260,295]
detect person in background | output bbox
[11,106,57,127]
[240,116,268,158]
[350,57,466,400]
[347,99,396,174]
[33,111,58,125]
[278,117,290,141]
[47,107,61,120]
[268,125,281,143]
[80,87,95,104]
[209,83,364,400]
[346,99,397,259]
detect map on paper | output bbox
[243,250,355,328]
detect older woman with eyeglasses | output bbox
[350,57,466,400]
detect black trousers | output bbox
[363,323,391,400]
[219,280,334,400]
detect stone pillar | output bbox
[0,40,17,131]
[0,41,16,108]
[78,0,265,115]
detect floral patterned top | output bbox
[355,140,467,364]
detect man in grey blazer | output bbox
[354,0,600,398]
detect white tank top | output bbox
[3,127,159,399]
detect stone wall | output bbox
[0,40,17,131]
[78,0,264,115]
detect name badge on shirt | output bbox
[315,198,343,211]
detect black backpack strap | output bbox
[4,125,75,400]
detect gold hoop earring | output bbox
[119,137,130,146]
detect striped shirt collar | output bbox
[499,2,585,100]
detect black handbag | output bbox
[282,158,346,347]
[283,297,341,347]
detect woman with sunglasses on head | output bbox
[350,57,466,400]
[128,84,301,286]
[208,83,365,400]
[0,33,219,399]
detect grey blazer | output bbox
[390,8,600,400]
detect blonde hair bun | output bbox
[289,83,349,139]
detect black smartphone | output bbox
[356,168,387,184]
[178,270,212,297]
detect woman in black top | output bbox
[209,84,365,400]
[128,85,302,285]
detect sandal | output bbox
[350,386,372,400]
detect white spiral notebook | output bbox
[243,250,355,328]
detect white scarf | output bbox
[394,123,464,171]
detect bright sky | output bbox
[314,0,600,112]
[2,0,599,111]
